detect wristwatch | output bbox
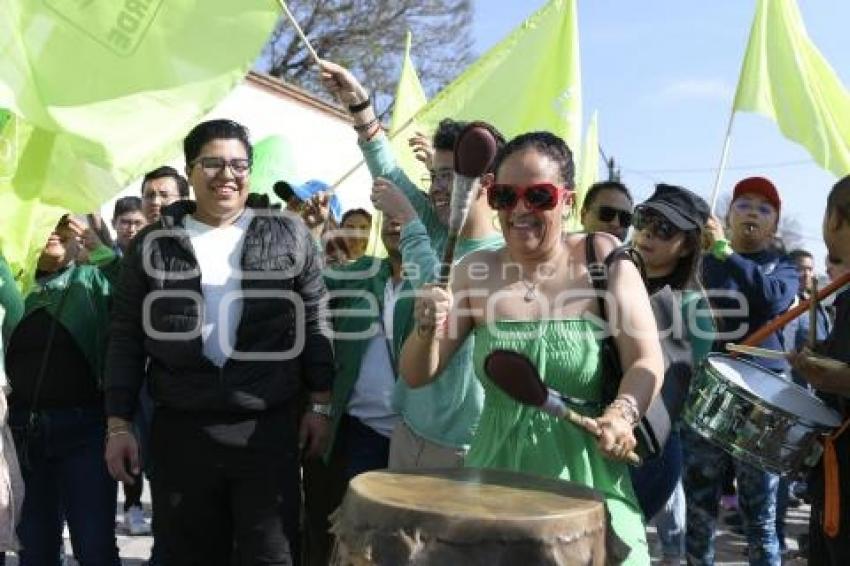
[309,402,333,418]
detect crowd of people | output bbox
[0,58,848,566]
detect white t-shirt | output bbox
[183,209,254,367]
[347,278,402,437]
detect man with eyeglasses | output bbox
[103,119,333,564]
[579,180,634,241]
[111,197,147,256]
[684,176,798,565]
[320,60,506,471]
[140,165,190,224]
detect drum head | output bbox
[341,468,604,539]
[708,354,841,427]
[331,468,613,565]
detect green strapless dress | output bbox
[467,319,649,565]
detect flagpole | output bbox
[276,0,320,64]
[709,110,736,214]
[274,0,418,192]
[326,114,423,192]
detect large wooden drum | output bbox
[330,468,609,565]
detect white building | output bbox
[101,71,375,224]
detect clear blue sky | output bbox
[472,0,850,272]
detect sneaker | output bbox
[125,504,151,536]
[720,494,738,511]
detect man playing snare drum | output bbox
[789,175,850,565]
[685,177,799,565]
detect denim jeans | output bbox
[630,429,683,518]
[9,406,120,566]
[654,478,686,559]
[775,476,790,549]
[682,427,780,566]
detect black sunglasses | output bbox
[595,205,633,227]
[633,210,680,241]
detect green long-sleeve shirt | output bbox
[360,136,504,449]
[0,255,23,345]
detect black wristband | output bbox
[348,97,371,113]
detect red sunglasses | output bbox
[487,183,573,211]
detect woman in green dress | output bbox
[399,132,664,564]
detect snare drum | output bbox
[330,468,610,565]
[683,353,841,475]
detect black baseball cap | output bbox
[635,184,710,231]
[273,181,298,202]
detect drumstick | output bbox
[804,354,848,372]
[808,279,819,350]
[743,271,850,348]
[484,349,642,466]
[725,343,787,360]
[438,122,499,288]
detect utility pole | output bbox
[598,145,621,182]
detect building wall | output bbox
[101,72,375,225]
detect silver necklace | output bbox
[519,276,538,302]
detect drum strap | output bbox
[824,417,850,537]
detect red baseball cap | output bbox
[732,176,781,215]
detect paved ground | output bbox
[5,480,811,565]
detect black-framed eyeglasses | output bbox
[595,205,633,227]
[190,156,252,177]
[633,209,680,241]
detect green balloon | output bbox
[251,135,300,201]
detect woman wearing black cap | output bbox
[628,184,715,564]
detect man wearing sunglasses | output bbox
[319,59,506,471]
[580,180,634,241]
[685,176,799,564]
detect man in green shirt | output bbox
[320,60,505,467]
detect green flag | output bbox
[0,1,279,283]
[390,31,430,185]
[570,111,598,231]
[0,115,66,289]
[398,0,581,156]
[733,0,850,177]
[365,30,430,257]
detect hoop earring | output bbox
[491,213,500,230]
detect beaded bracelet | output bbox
[353,117,378,133]
[607,396,640,427]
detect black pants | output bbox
[806,432,850,565]
[151,408,301,566]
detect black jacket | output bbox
[104,197,333,420]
